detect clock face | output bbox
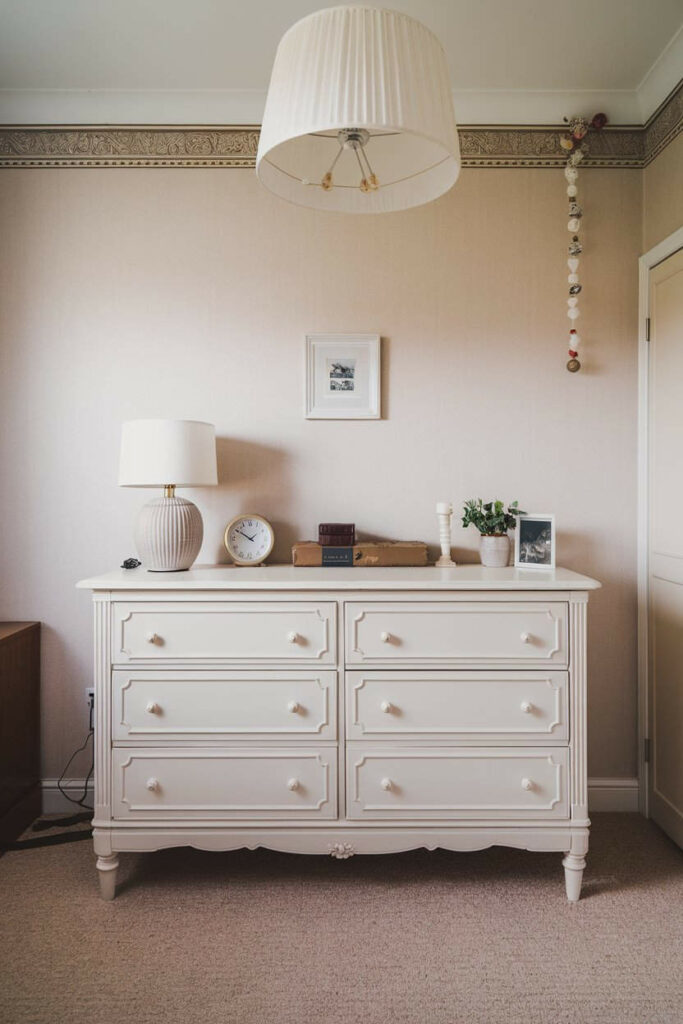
[224,515,275,566]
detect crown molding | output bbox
[0,81,679,170]
[0,86,643,128]
[636,24,683,122]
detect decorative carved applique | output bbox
[329,842,355,859]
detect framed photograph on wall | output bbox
[306,334,380,419]
[515,513,556,569]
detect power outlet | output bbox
[86,688,95,729]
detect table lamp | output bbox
[119,419,217,571]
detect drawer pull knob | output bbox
[520,632,532,644]
[380,777,393,791]
[145,702,161,715]
[521,777,534,791]
[287,701,300,714]
[146,777,160,792]
[287,778,300,791]
[380,700,393,714]
[520,701,533,714]
[287,631,300,644]
[380,631,392,643]
[146,632,160,645]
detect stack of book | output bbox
[293,523,428,567]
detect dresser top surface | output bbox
[77,564,600,592]
[0,621,40,641]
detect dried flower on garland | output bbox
[559,112,608,371]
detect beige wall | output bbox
[0,164,641,780]
[643,131,683,251]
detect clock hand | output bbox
[237,529,254,542]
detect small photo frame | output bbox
[306,334,380,419]
[515,514,556,569]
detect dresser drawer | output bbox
[346,670,568,743]
[113,747,337,819]
[112,670,337,741]
[347,746,569,820]
[346,601,567,667]
[113,602,336,664]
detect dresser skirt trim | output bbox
[93,823,589,856]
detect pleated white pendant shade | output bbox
[256,5,460,213]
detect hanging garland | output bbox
[559,112,608,372]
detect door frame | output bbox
[637,225,683,816]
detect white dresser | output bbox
[77,565,600,901]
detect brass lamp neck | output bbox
[163,484,176,499]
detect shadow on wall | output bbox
[209,437,296,563]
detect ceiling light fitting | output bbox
[321,129,378,194]
[256,6,460,214]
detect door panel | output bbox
[648,248,683,847]
[651,578,683,839]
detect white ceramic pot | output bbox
[479,534,510,568]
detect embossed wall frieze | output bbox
[0,127,260,167]
[643,81,683,165]
[457,127,643,167]
[0,80,679,169]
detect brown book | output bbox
[292,541,428,567]
[319,532,357,547]
[318,523,355,534]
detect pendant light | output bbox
[256,5,460,214]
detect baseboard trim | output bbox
[41,779,94,815]
[587,777,640,812]
[41,777,641,816]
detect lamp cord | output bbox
[56,728,94,811]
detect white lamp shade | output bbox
[256,5,460,214]
[119,419,217,488]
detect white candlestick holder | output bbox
[435,502,456,567]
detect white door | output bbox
[648,248,683,847]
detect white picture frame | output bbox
[514,513,556,570]
[305,333,381,419]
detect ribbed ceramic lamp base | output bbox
[134,496,204,572]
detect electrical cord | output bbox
[56,727,94,811]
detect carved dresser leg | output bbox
[96,854,119,901]
[562,852,586,902]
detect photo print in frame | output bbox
[306,334,380,419]
[514,514,556,569]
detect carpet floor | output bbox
[0,813,681,1024]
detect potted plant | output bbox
[461,499,526,567]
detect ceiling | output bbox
[1,0,681,125]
